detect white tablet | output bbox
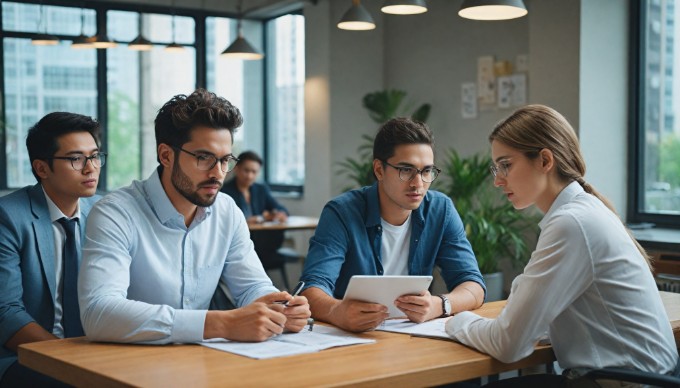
[343,275,434,318]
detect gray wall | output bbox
[283,0,630,219]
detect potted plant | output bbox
[337,90,431,191]
[438,150,539,301]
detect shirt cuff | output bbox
[444,311,481,341]
[170,309,207,343]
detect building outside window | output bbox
[633,0,680,226]
[1,1,305,194]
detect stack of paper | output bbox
[200,325,375,359]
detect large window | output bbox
[632,0,680,227]
[106,10,196,189]
[265,14,305,188]
[2,3,97,188]
[1,1,305,194]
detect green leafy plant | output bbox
[439,150,539,274]
[337,90,431,191]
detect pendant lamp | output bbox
[32,3,59,45]
[71,6,93,49]
[221,0,264,60]
[381,0,427,15]
[129,13,153,51]
[338,0,375,31]
[459,0,527,21]
[165,12,185,52]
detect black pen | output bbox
[275,281,305,306]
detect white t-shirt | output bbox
[446,182,678,374]
[380,214,411,276]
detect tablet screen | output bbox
[343,275,433,318]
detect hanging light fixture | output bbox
[221,0,264,60]
[338,0,375,31]
[459,0,527,21]
[381,0,427,15]
[165,11,185,52]
[129,13,153,51]
[71,6,93,49]
[32,3,59,45]
[90,34,117,49]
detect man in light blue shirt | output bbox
[301,118,485,332]
[79,89,310,344]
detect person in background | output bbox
[301,117,486,332]
[221,150,288,225]
[445,104,679,386]
[0,112,104,387]
[221,151,291,276]
[78,89,310,345]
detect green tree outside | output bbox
[659,134,680,188]
[107,91,141,190]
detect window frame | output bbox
[0,0,304,195]
[628,0,680,229]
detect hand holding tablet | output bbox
[343,275,433,318]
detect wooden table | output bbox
[18,301,554,387]
[247,215,319,231]
[19,293,680,387]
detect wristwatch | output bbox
[438,295,451,317]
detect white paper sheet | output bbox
[376,317,450,339]
[200,325,375,359]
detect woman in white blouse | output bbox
[445,104,679,386]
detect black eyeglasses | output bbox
[174,147,239,173]
[49,152,107,171]
[382,161,440,183]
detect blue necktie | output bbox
[58,217,84,337]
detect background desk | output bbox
[247,215,318,231]
[19,301,554,387]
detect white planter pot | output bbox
[483,271,504,302]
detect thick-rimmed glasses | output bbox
[50,153,107,171]
[174,147,239,173]
[382,161,440,183]
[489,161,510,178]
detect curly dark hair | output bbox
[154,88,243,164]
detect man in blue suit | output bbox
[0,112,104,387]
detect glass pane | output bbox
[206,17,264,159]
[106,10,196,190]
[2,2,95,36]
[265,14,305,186]
[3,37,97,188]
[642,0,680,214]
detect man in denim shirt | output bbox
[301,118,485,332]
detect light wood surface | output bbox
[19,294,680,387]
[247,215,319,231]
[660,291,680,345]
[18,301,554,387]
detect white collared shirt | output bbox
[446,182,678,373]
[79,170,278,344]
[42,187,81,339]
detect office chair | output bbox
[584,367,680,387]
[251,230,301,290]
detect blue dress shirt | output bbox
[300,183,486,299]
[78,169,279,344]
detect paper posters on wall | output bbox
[497,73,527,109]
[477,56,495,105]
[461,82,477,119]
